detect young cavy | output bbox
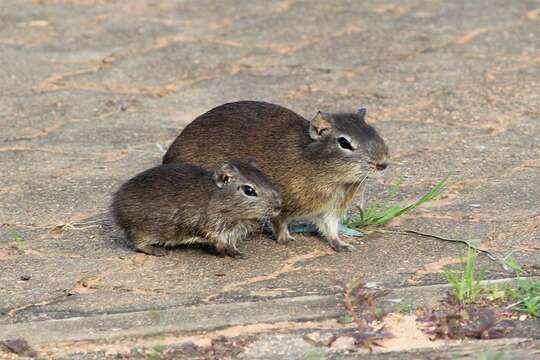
[111,159,282,257]
[163,101,388,252]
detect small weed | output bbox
[340,277,392,350]
[143,344,168,360]
[523,296,539,317]
[11,231,24,253]
[479,352,504,360]
[501,254,525,276]
[504,279,540,317]
[337,314,353,324]
[152,345,167,353]
[444,247,485,304]
[304,349,324,360]
[146,350,164,360]
[346,174,450,229]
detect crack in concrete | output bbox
[3,110,118,144]
[38,318,347,358]
[3,260,123,318]
[5,292,70,317]
[456,8,539,44]
[203,249,331,302]
[365,7,540,69]
[33,66,103,93]
[23,5,538,105]
[47,81,178,97]
[484,55,540,83]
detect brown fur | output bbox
[111,160,281,257]
[163,101,388,251]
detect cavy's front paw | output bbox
[276,233,296,245]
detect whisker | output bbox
[359,171,372,209]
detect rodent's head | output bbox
[307,107,389,183]
[211,158,282,220]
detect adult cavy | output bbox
[111,159,282,257]
[163,101,388,252]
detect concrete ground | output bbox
[1,0,539,358]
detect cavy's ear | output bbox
[212,161,238,189]
[309,111,333,140]
[357,107,367,120]
[246,156,258,168]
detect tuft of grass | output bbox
[523,296,539,317]
[347,174,450,229]
[486,254,539,318]
[12,231,24,253]
[504,279,540,317]
[444,247,485,304]
[501,253,525,276]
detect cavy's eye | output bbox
[337,137,354,151]
[243,185,257,197]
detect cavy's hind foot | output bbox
[136,244,168,256]
[328,237,356,252]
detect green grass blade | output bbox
[464,248,475,300]
[357,174,450,227]
[444,268,463,302]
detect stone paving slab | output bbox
[3,278,538,359]
[1,0,539,358]
[1,277,530,346]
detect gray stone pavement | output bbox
[0,0,539,358]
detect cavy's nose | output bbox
[375,162,388,171]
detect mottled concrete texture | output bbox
[0,0,539,358]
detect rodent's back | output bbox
[163,101,310,171]
[111,164,212,231]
